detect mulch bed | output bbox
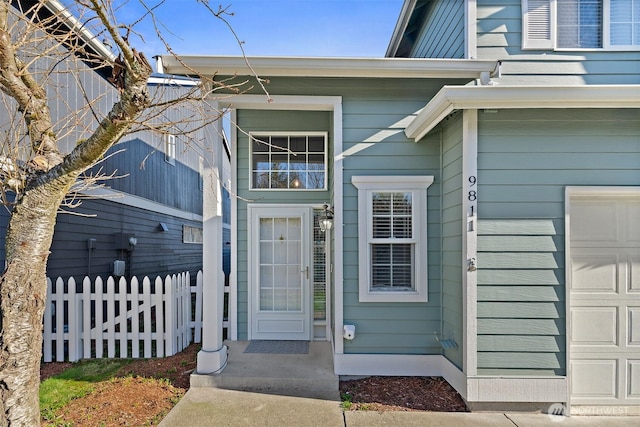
[340,376,469,412]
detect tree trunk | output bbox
[0,175,75,426]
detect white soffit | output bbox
[159,55,498,79]
[405,85,640,141]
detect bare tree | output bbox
[0,1,250,424]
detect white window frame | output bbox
[165,134,176,165]
[352,175,433,303]
[249,131,328,191]
[522,0,640,50]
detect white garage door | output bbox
[569,192,640,412]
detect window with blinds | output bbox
[557,0,603,48]
[522,0,639,49]
[370,192,414,290]
[352,175,433,303]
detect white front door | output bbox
[249,206,312,340]
[569,192,640,411]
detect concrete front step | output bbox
[190,341,339,400]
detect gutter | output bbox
[405,84,640,142]
[158,55,498,80]
[44,0,116,62]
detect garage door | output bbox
[569,192,640,412]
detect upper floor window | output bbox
[250,133,327,190]
[165,134,176,165]
[523,0,640,49]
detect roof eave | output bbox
[406,85,640,141]
[385,0,417,58]
[44,0,116,62]
[159,55,497,79]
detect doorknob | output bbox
[302,266,308,279]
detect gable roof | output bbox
[14,0,116,79]
[386,0,433,58]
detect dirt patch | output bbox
[52,377,182,427]
[340,376,468,412]
[40,343,199,426]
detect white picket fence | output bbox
[43,271,203,362]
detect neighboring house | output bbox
[0,1,227,283]
[161,0,639,414]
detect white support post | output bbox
[196,100,228,374]
[462,109,478,377]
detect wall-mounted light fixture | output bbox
[319,203,334,233]
[158,222,169,232]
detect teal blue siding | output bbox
[235,109,332,340]
[342,123,443,355]
[476,108,640,375]
[411,0,465,58]
[476,0,640,84]
[232,77,469,345]
[440,113,464,367]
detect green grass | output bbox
[40,359,133,422]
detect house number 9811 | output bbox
[468,176,477,216]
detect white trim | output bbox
[406,85,640,141]
[160,55,498,80]
[217,95,343,345]
[462,110,478,376]
[466,376,567,402]
[229,110,239,341]
[564,186,640,414]
[465,0,478,59]
[248,131,328,191]
[332,102,344,354]
[334,353,450,377]
[80,187,202,222]
[352,176,433,303]
[215,94,339,111]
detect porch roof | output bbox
[157,55,498,80]
[406,84,640,142]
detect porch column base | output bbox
[196,345,228,374]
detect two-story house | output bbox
[161,0,639,414]
[0,1,222,284]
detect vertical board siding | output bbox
[411,0,465,58]
[476,108,640,375]
[476,0,640,84]
[440,113,464,367]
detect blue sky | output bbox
[119,0,404,57]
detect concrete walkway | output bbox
[159,341,639,426]
[160,387,640,427]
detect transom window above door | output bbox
[250,133,327,190]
